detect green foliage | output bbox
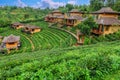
[78,23,90,35]
[90,0,104,11]
[0,19,11,27]
[0,41,120,79]
[0,6,50,23]
[77,16,98,36]
[89,31,120,44]
[65,4,74,11]
[113,0,120,11]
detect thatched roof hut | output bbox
[2,34,20,43]
[96,17,120,25]
[92,7,120,14]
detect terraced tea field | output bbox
[0,26,77,53]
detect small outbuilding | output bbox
[11,22,24,29]
[1,34,20,50]
[23,25,41,34]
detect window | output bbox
[9,42,15,45]
[32,29,35,31]
[26,28,28,30]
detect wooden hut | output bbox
[23,25,41,34]
[1,34,20,50]
[45,10,64,23]
[91,7,120,35]
[65,9,84,26]
[65,16,83,26]
[11,22,24,29]
[45,14,53,22]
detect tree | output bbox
[90,0,104,11]
[65,4,74,11]
[113,0,120,11]
[106,0,115,8]
[77,16,98,36]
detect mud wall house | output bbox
[1,34,20,50]
[91,7,120,35]
[65,9,84,26]
[11,22,24,29]
[45,10,64,23]
[55,15,65,24]
[65,16,83,26]
[52,10,64,23]
[45,14,54,22]
[52,10,63,16]
[23,25,41,34]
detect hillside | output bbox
[0,6,50,22]
[0,41,120,80]
[0,25,76,53]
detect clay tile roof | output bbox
[92,7,120,14]
[25,25,40,29]
[2,34,20,43]
[96,17,120,25]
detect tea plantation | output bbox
[0,41,120,80]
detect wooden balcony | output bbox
[92,29,103,35]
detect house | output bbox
[11,22,24,29]
[1,34,20,50]
[65,16,83,26]
[51,10,65,23]
[52,10,63,16]
[45,10,65,23]
[91,7,120,35]
[55,15,65,24]
[23,25,41,34]
[45,9,85,26]
[65,9,84,26]
[45,14,54,22]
